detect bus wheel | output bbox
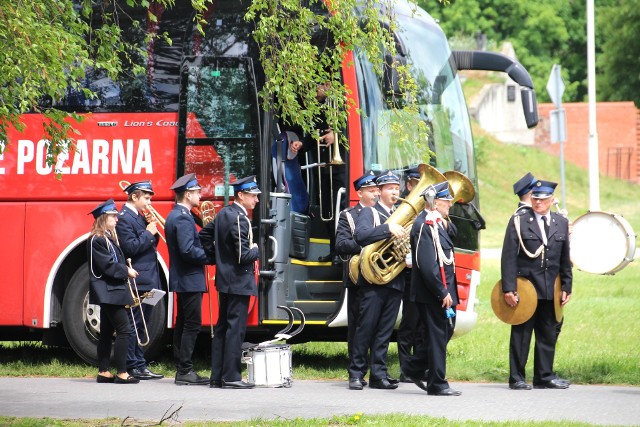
[62,263,167,365]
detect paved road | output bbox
[0,377,638,425]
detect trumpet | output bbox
[118,180,166,243]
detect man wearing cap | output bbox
[397,167,427,383]
[501,179,572,390]
[349,170,406,390]
[513,172,536,212]
[402,181,462,396]
[116,181,164,380]
[209,176,261,389]
[165,173,212,385]
[335,170,379,389]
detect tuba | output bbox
[443,171,475,204]
[358,164,446,285]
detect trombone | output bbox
[118,180,166,243]
[125,258,151,347]
[317,129,345,222]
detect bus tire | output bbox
[62,263,167,365]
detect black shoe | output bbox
[114,375,140,384]
[369,378,398,390]
[349,377,364,390]
[555,377,571,385]
[222,380,255,389]
[399,373,413,383]
[533,378,569,389]
[175,371,209,385]
[141,368,164,380]
[428,387,461,396]
[210,379,222,388]
[509,381,533,390]
[128,368,153,380]
[96,374,115,383]
[386,376,400,385]
[406,374,429,392]
[361,379,368,387]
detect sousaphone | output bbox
[491,277,537,325]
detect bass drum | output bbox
[570,211,636,275]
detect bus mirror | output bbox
[520,87,539,129]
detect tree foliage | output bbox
[422,0,624,105]
[597,1,640,107]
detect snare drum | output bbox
[570,211,636,275]
[243,344,292,388]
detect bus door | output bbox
[176,55,263,326]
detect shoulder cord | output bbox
[338,210,357,262]
[372,208,380,227]
[89,235,116,279]
[236,214,254,264]
[430,219,455,267]
[514,215,545,266]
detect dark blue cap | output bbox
[231,176,262,194]
[353,170,377,191]
[406,167,420,181]
[123,180,154,195]
[531,180,557,199]
[434,181,453,200]
[375,170,400,186]
[89,199,118,219]
[513,172,536,197]
[170,173,201,193]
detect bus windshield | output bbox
[355,8,475,183]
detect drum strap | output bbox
[514,215,545,266]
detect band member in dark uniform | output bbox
[501,180,572,390]
[207,176,261,389]
[165,173,212,385]
[402,182,462,396]
[397,167,426,382]
[87,199,140,384]
[513,172,536,211]
[349,170,406,390]
[335,171,379,388]
[116,180,164,381]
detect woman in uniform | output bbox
[87,199,140,384]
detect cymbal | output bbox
[491,277,537,325]
[554,275,564,322]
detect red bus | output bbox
[0,0,538,363]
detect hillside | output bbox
[473,123,640,248]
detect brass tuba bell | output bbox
[443,170,476,204]
[358,164,446,285]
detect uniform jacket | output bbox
[116,205,160,291]
[335,203,365,287]
[213,203,259,296]
[409,210,460,307]
[165,204,210,293]
[87,234,134,306]
[501,209,572,300]
[353,202,404,292]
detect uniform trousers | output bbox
[173,292,202,374]
[98,303,131,374]
[402,302,455,393]
[211,292,250,382]
[348,285,402,381]
[397,273,425,371]
[346,285,362,361]
[509,299,558,384]
[126,302,153,370]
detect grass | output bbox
[0,415,624,427]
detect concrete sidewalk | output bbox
[0,377,638,425]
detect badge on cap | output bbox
[170,173,201,193]
[231,176,262,194]
[123,180,154,195]
[89,199,119,219]
[531,180,557,199]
